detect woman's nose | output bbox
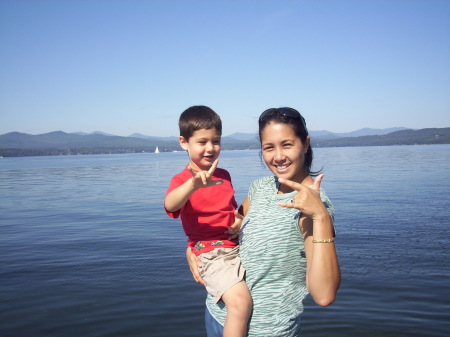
[274,148,285,161]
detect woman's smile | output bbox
[275,163,291,172]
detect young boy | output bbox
[164,105,252,337]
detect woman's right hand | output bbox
[186,247,206,286]
[277,174,328,220]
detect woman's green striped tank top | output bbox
[206,176,334,336]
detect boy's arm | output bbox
[164,178,197,212]
[164,160,223,213]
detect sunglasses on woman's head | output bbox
[259,107,306,129]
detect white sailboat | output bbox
[155,146,160,154]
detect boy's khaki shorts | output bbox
[198,246,245,303]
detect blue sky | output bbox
[1,0,449,137]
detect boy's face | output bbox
[179,128,221,171]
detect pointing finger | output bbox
[277,177,305,192]
[277,201,302,209]
[208,159,219,175]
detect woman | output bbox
[187,107,341,336]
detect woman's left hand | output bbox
[224,210,243,240]
[277,174,327,219]
[186,248,206,286]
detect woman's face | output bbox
[260,122,310,185]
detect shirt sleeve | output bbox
[247,179,258,204]
[164,174,185,219]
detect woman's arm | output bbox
[278,175,341,306]
[300,213,340,306]
[224,196,249,239]
[238,195,250,217]
[186,247,206,285]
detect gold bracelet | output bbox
[312,238,335,243]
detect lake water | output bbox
[1,145,449,337]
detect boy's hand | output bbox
[225,209,243,240]
[188,159,223,189]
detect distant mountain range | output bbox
[222,127,410,141]
[71,127,409,142]
[0,127,449,157]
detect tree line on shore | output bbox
[0,127,449,157]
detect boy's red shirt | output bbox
[165,166,238,255]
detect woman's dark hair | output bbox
[179,105,222,140]
[258,107,321,176]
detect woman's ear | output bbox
[179,136,189,151]
[304,136,311,153]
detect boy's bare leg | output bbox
[221,281,252,337]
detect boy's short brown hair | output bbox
[179,105,222,140]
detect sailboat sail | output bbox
[155,146,160,154]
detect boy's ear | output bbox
[179,136,189,151]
